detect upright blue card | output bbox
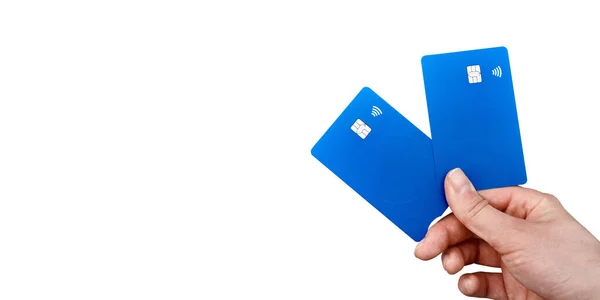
[421,46,527,192]
[311,87,447,242]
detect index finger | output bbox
[414,212,474,260]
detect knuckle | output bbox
[542,192,558,202]
[539,192,563,207]
[463,193,488,222]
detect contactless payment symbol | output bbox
[467,65,482,84]
[492,66,502,78]
[371,105,383,117]
[351,118,371,139]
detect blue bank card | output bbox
[311,87,447,242]
[421,46,527,192]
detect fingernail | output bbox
[414,241,423,254]
[461,275,475,294]
[442,253,448,269]
[449,168,474,195]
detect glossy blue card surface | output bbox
[421,46,527,192]
[311,87,447,242]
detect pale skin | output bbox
[415,168,600,300]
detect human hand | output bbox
[415,168,600,299]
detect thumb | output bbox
[445,168,521,251]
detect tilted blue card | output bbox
[421,46,527,192]
[311,87,447,242]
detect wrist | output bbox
[581,258,600,300]
[553,257,600,300]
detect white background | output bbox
[1,1,599,299]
